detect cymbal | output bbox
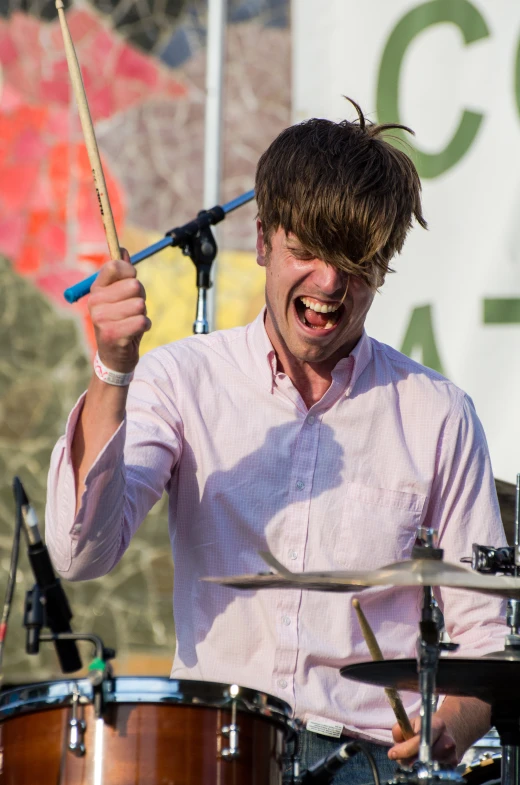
[203,572,363,591]
[340,656,520,703]
[203,550,520,599]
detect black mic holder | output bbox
[24,546,82,673]
[172,206,221,288]
[175,211,219,335]
[23,586,115,674]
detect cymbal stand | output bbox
[492,700,520,785]
[498,473,520,785]
[389,530,463,785]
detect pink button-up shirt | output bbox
[46,311,506,744]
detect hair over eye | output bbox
[255,97,427,290]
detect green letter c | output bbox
[376,0,489,179]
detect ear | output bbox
[256,220,267,267]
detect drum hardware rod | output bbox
[512,470,520,602]
[38,630,115,718]
[182,220,216,335]
[38,630,115,664]
[491,702,520,785]
[68,686,87,757]
[417,586,439,767]
[282,718,304,784]
[221,684,240,759]
[194,284,209,335]
[478,465,520,785]
[492,492,520,785]
[502,746,520,785]
[386,532,464,785]
[507,474,520,636]
[413,532,459,776]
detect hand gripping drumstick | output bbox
[55,0,120,261]
[352,598,415,741]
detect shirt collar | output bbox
[247,309,278,392]
[248,308,373,396]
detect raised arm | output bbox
[45,251,182,580]
[72,249,151,513]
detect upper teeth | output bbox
[300,297,340,314]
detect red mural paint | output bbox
[0,8,187,346]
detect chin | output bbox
[291,343,334,364]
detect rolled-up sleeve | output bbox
[45,350,183,581]
[425,392,507,656]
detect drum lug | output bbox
[221,687,240,760]
[68,687,86,757]
[221,723,240,759]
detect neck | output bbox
[265,320,357,409]
[278,357,334,409]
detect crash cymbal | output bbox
[340,657,520,703]
[495,478,516,545]
[203,550,520,599]
[203,572,364,592]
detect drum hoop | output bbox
[460,752,501,785]
[0,677,292,726]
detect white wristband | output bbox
[94,352,134,387]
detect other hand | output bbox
[389,714,457,767]
[89,249,151,373]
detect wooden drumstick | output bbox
[55,0,120,261]
[352,598,415,740]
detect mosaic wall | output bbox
[0,0,290,682]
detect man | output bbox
[46,99,506,784]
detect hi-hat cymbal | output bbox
[340,657,520,703]
[203,550,520,599]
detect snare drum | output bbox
[0,677,292,784]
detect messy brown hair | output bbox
[255,98,426,289]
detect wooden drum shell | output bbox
[0,678,291,785]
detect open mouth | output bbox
[294,296,343,331]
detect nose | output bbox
[310,259,348,297]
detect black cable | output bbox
[0,477,24,677]
[355,742,381,785]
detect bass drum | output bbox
[461,730,501,785]
[0,676,293,785]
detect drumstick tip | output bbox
[352,598,360,610]
[55,0,64,9]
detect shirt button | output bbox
[288,550,298,560]
[295,480,305,491]
[282,616,291,626]
[307,415,316,425]
[278,678,288,689]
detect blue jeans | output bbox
[285,730,399,785]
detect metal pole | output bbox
[203,0,227,332]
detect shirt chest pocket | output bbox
[332,482,427,571]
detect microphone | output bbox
[13,477,82,673]
[301,741,361,785]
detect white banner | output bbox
[292,0,520,482]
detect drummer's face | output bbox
[257,223,375,368]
